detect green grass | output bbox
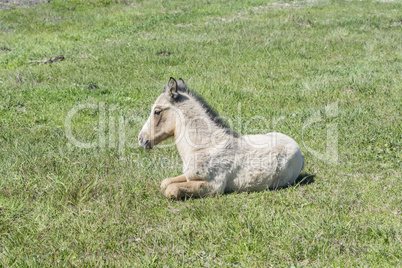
[0,0,401,266]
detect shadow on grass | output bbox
[294,172,316,187]
[270,172,316,191]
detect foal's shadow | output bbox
[270,172,316,191]
[294,172,316,187]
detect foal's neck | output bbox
[173,93,235,161]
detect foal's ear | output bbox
[167,77,178,99]
[177,78,186,89]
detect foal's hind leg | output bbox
[164,181,209,199]
[160,174,187,190]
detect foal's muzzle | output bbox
[138,135,152,149]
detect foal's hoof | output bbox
[160,178,172,190]
[164,184,180,200]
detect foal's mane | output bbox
[179,87,239,137]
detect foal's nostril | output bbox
[138,135,150,148]
[138,135,144,145]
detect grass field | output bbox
[0,0,401,266]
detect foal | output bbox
[138,78,304,199]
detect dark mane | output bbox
[162,78,239,137]
[185,89,239,137]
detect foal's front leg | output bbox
[160,174,187,190]
[164,180,209,199]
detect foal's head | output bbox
[138,77,186,149]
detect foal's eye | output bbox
[154,110,162,115]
